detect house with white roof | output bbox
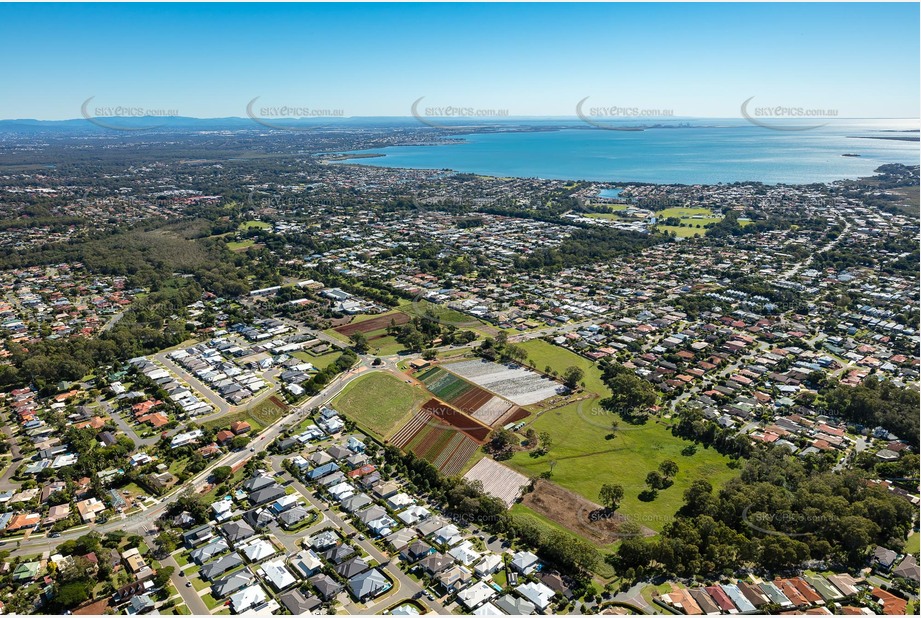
[258,559,297,591]
[457,580,498,610]
[230,584,267,614]
[517,581,555,611]
[449,540,481,566]
[473,553,503,578]
[240,538,277,563]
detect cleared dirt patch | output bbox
[334,312,410,336]
[522,479,655,544]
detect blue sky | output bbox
[1,3,918,120]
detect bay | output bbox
[341,120,919,185]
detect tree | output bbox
[599,364,656,419]
[54,580,92,609]
[562,366,584,390]
[154,566,175,589]
[599,483,625,512]
[211,466,232,484]
[231,435,251,450]
[645,471,665,491]
[536,431,552,456]
[350,332,369,354]
[155,530,180,555]
[659,460,679,480]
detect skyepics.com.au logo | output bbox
[246,96,345,131]
[576,96,675,130]
[740,97,838,131]
[411,97,510,129]
[741,505,836,537]
[81,96,178,131]
[415,401,494,435]
[576,398,652,433]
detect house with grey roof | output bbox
[182,524,214,548]
[348,568,390,602]
[278,505,311,529]
[279,589,322,615]
[249,484,286,506]
[220,520,256,545]
[336,556,370,579]
[211,569,255,598]
[309,529,340,550]
[190,538,229,565]
[310,573,344,600]
[494,593,536,615]
[200,553,244,581]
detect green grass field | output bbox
[519,339,607,395]
[331,371,427,440]
[201,398,286,434]
[292,350,341,370]
[906,532,920,554]
[226,239,256,251]
[239,220,271,230]
[508,339,738,534]
[654,206,723,238]
[401,299,494,338]
[656,225,706,238]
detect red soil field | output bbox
[334,311,410,336]
[421,398,491,443]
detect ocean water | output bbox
[341,119,920,185]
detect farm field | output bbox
[416,365,521,426]
[444,358,564,406]
[391,406,482,477]
[331,371,427,440]
[463,458,530,508]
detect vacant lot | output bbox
[522,479,655,544]
[331,371,427,440]
[292,350,341,370]
[507,401,737,533]
[333,311,410,336]
[506,340,738,534]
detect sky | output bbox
[0,2,918,120]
